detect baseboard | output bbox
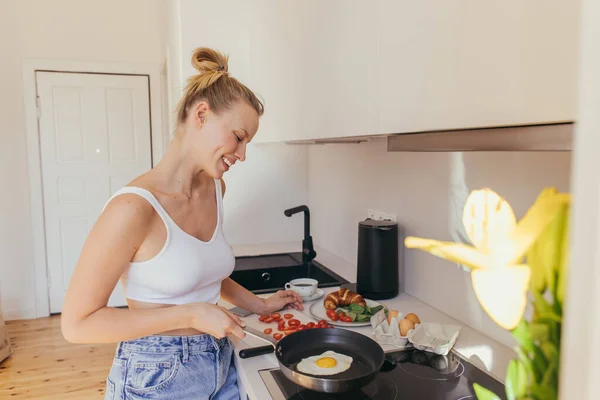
[3,308,38,321]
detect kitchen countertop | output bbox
[222,243,516,400]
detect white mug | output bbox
[285,278,318,297]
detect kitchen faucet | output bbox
[284,205,317,267]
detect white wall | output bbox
[308,139,571,348]
[0,0,166,320]
[176,0,309,246]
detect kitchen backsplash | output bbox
[307,138,571,348]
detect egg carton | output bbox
[407,322,461,356]
[369,310,416,348]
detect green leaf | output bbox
[505,360,518,400]
[349,303,365,314]
[532,291,552,316]
[505,359,528,400]
[530,384,557,400]
[369,305,384,315]
[473,383,501,400]
[537,311,562,324]
[529,323,550,343]
[356,314,371,322]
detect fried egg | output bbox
[296,350,353,376]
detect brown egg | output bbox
[405,313,421,325]
[387,310,399,324]
[399,318,415,336]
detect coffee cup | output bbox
[285,278,318,297]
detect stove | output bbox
[259,348,506,400]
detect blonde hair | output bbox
[176,48,264,123]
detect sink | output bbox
[230,252,350,294]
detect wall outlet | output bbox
[367,209,397,222]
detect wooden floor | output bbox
[0,315,115,399]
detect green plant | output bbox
[405,187,570,400]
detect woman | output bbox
[61,48,303,400]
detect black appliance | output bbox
[355,219,400,300]
[258,348,506,400]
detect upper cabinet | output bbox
[299,1,378,141]
[172,0,580,144]
[376,0,579,136]
[248,1,378,143]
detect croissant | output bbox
[338,288,366,307]
[324,288,366,310]
[324,291,340,310]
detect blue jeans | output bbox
[105,334,240,400]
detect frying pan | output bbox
[240,325,385,393]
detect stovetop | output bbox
[259,348,506,400]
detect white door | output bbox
[36,72,152,313]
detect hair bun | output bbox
[191,47,229,75]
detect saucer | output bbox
[299,288,324,302]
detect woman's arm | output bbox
[61,195,245,343]
[220,278,304,315]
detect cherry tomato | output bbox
[326,310,339,321]
[273,333,283,340]
[258,315,268,322]
[288,319,300,327]
[297,324,308,330]
[284,314,294,319]
[318,319,327,325]
[272,316,282,322]
[271,313,281,319]
[264,317,274,323]
[306,322,316,328]
[264,328,273,334]
[277,325,286,332]
[340,315,353,322]
[338,311,347,318]
[284,328,297,336]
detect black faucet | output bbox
[284,205,317,265]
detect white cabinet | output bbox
[250,1,378,143]
[376,0,579,135]
[174,1,579,143]
[299,1,378,141]
[247,2,304,143]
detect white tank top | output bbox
[103,179,235,305]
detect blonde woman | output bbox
[61,48,303,400]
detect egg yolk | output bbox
[316,357,337,368]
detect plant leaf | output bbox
[404,237,492,270]
[505,360,518,400]
[462,188,517,254]
[504,191,570,266]
[529,322,550,343]
[473,383,502,400]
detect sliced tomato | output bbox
[263,317,274,323]
[271,313,281,319]
[264,328,273,334]
[340,315,353,322]
[297,324,308,330]
[273,333,283,340]
[288,319,300,327]
[284,314,294,319]
[317,319,328,326]
[258,315,268,322]
[306,322,316,328]
[284,328,297,336]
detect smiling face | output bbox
[187,99,260,179]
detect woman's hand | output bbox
[186,303,246,339]
[261,290,304,314]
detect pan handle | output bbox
[239,345,275,359]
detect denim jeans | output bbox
[105,334,240,400]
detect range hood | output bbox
[289,122,574,151]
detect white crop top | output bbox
[103,179,235,305]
